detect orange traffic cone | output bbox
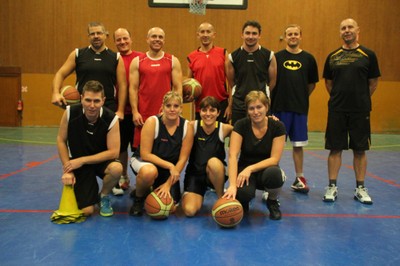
[50,185,86,224]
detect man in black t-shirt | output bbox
[271,24,319,195]
[322,18,380,204]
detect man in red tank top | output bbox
[128,27,183,148]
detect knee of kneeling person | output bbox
[138,165,158,182]
[207,157,224,170]
[181,193,201,217]
[262,166,285,189]
[108,161,123,178]
[182,203,198,217]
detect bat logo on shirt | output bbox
[283,60,302,70]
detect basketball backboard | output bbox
[148,0,248,9]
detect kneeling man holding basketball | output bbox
[57,80,122,217]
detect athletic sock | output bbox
[328,179,337,187]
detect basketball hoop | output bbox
[189,0,209,15]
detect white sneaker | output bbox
[354,186,373,205]
[323,185,338,202]
[112,186,124,196]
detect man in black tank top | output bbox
[51,22,127,119]
[56,81,122,218]
[227,20,277,125]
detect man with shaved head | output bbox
[129,27,182,150]
[187,22,232,123]
[322,18,381,204]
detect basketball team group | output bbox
[50,18,380,222]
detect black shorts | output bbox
[325,111,371,151]
[73,159,121,209]
[119,114,135,152]
[184,173,228,197]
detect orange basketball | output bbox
[144,192,174,220]
[211,198,243,228]
[182,78,202,101]
[61,85,80,105]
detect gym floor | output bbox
[1,127,399,266]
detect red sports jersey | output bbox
[133,52,173,147]
[188,46,228,112]
[118,51,144,114]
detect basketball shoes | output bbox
[291,177,310,193]
[354,186,373,205]
[323,185,338,202]
[266,199,281,220]
[100,195,113,217]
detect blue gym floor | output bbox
[1,127,399,266]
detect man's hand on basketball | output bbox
[183,94,194,103]
[52,93,67,109]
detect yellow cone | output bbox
[50,185,86,224]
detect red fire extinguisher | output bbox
[17,99,23,111]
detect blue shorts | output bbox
[274,111,308,147]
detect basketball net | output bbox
[189,0,209,15]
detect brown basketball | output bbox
[144,192,174,220]
[182,78,202,101]
[61,85,80,105]
[211,198,243,228]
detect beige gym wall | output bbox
[1,0,399,132]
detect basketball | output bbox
[211,198,243,228]
[61,85,80,105]
[144,192,174,219]
[182,78,202,101]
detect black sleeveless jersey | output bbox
[75,47,119,110]
[151,115,188,165]
[186,120,226,176]
[67,103,117,159]
[229,46,272,111]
